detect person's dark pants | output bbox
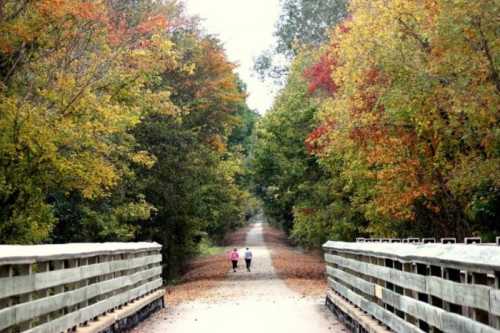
[232,260,238,271]
[245,259,252,271]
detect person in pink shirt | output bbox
[229,248,239,272]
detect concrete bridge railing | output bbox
[0,243,164,333]
[324,240,500,333]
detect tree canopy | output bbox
[254,0,348,82]
[1,0,498,272]
[253,0,500,247]
[0,0,258,280]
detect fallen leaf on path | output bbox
[262,225,327,297]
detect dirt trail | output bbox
[134,215,346,332]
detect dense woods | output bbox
[0,0,499,278]
[0,0,257,279]
[252,0,499,247]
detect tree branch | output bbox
[397,17,431,54]
[474,18,500,93]
[2,42,26,84]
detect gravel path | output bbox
[134,219,346,332]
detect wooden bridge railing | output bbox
[0,243,164,333]
[324,239,500,333]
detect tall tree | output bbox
[0,0,174,243]
[252,49,368,247]
[254,0,347,82]
[131,33,253,279]
[308,0,500,239]
[0,1,257,257]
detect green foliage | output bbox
[125,31,253,279]
[254,0,347,81]
[0,0,256,281]
[228,98,259,155]
[274,0,348,57]
[311,0,500,239]
[252,53,316,231]
[198,236,225,256]
[0,0,176,243]
[254,0,500,248]
[251,50,367,248]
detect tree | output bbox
[0,0,174,243]
[254,0,347,82]
[130,33,253,279]
[252,50,367,246]
[308,0,500,239]
[254,0,499,247]
[0,1,257,258]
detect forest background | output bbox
[0,0,498,281]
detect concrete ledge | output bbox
[326,290,391,333]
[77,289,165,333]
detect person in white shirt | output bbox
[244,247,253,272]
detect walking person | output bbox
[229,248,239,272]
[244,247,253,272]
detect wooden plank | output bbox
[326,254,427,292]
[326,289,391,333]
[383,289,498,333]
[327,266,375,296]
[326,254,494,313]
[328,278,423,333]
[328,276,438,330]
[381,287,444,329]
[24,279,162,333]
[0,266,161,330]
[490,289,500,318]
[441,311,499,333]
[0,254,161,299]
[427,276,490,313]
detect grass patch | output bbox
[198,237,225,256]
